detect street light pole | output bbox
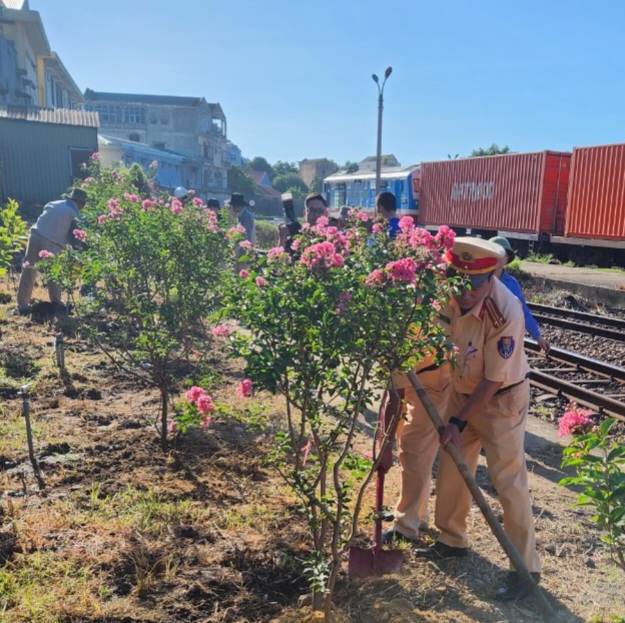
[372,66,393,196]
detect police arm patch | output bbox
[497,336,515,359]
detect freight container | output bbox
[564,143,625,242]
[419,151,571,237]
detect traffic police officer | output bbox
[416,237,541,602]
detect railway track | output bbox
[527,302,625,342]
[525,339,625,421]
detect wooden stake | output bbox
[54,333,65,369]
[406,371,554,618]
[19,386,45,492]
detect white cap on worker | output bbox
[174,186,189,199]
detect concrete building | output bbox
[299,158,338,188]
[84,89,230,198]
[0,0,83,108]
[224,140,243,168]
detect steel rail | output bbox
[527,302,625,330]
[528,369,625,420]
[531,313,625,342]
[525,339,625,381]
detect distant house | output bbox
[224,141,243,168]
[357,154,400,172]
[247,169,272,189]
[98,135,190,192]
[0,107,98,211]
[299,158,338,188]
[84,89,230,199]
[0,0,83,108]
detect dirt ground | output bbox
[0,279,624,623]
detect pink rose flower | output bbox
[141,199,156,211]
[123,192,139,203]
[201,415,214,430]
[107,198,123,220]
[386,257,417,284]
[291,238,301,251]
[237,378,253,398]
[239,269,250,278]
[365,268,385,287]
[267,246,289,263]
[90,152,100,161]
[356,211,370,222]
[434,225,456,250]
[399,216,415,232]
[211,324,234,338]
[239,240,253,250]
[255,276,267,287]
[97,214,108,225]
[38,250,54,259]
[72,228,87,242]
[227,225,246,238]
[300,241,344,270]
[192,197,204,208]
[196,394,215,415]
[558,406,594,437]
[185,386,206,403]
[170,198,184,214]
[372,223,383,234]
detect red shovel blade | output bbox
[348,545,403,578]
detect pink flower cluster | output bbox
[434,225,456,250]
[267,246,289,263]
[170,198,184,215]
[558,405,594,437]
[239,240,253,250]
[204,209,219,233]
[141,199,156,211]
[83,176,95,186]
[192,197,204,208]
[237,378,253,398]
[38,250,54,259]
[185,386,215,428]
[386,257,417,284]
[211,323,234,338]
[72,228,87,242]
[255,276,267,287]
[365,268,385,287]
[123,192,139,203]
[399,216,414,232]
[372,223,383,234]
[239,269,250,278]
[300,241,344,270]
[356,211,370,223]
[90,152,100,161]
[227,225,246,238]
[107,198,123,220]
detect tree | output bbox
[273,160,298,177]
[273,173,308,194]
[228,166,256,198]
[470,144,511,157]
[247,156,275,180]
[309,175,325,193]
[343,161,359,174]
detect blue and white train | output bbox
[323,165,420,216]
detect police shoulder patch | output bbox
[497,336,515,359]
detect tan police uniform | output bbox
[434,238,541,573]
[391,353,451,540]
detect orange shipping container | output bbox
[420,151,570,236]
[565,143,625,240]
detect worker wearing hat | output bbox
[489,236,550,354]
[416,237,541,602]
[16,187,88,314]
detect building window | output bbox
[160,112,169,125]
[124,106,145,125]
[129,132,140,142]
[92,104,122,125]
[149,112,158,124]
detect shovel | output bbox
[348,389,404,578]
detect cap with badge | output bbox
[446,236,506,275]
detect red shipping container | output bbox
[565,143,625,240]
[419,151,571,235]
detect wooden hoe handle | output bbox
[406,371,554,619]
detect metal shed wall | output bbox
[0,117,97,209]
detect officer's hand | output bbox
[441,422,461,447]
[538,337,551,354]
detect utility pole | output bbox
[372,66,393,196]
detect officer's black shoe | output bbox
[413,541,469,560]
[495,571,541,602]
[381,529,417,545]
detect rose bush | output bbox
[221,212,459,616]
[39,160,232,449]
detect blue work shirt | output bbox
[388,217,401,239]
[499,271,541,340]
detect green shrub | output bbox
[255,220,279,249]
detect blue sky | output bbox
[35,0,625,166]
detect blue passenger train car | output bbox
[323,165,420,216]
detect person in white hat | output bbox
[415,237,541,602]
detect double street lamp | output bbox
[372,66,393,196]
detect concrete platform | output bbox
[520,261,625,308]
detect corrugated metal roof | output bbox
[99,134,187,163]
[0,106,99,127]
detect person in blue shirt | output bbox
[489,236,551,353]
[376,191,400,239]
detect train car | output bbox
[418,151,571,240]
[323,165,419,216]
[554,142,625,250]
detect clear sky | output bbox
[34,0,625,166]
